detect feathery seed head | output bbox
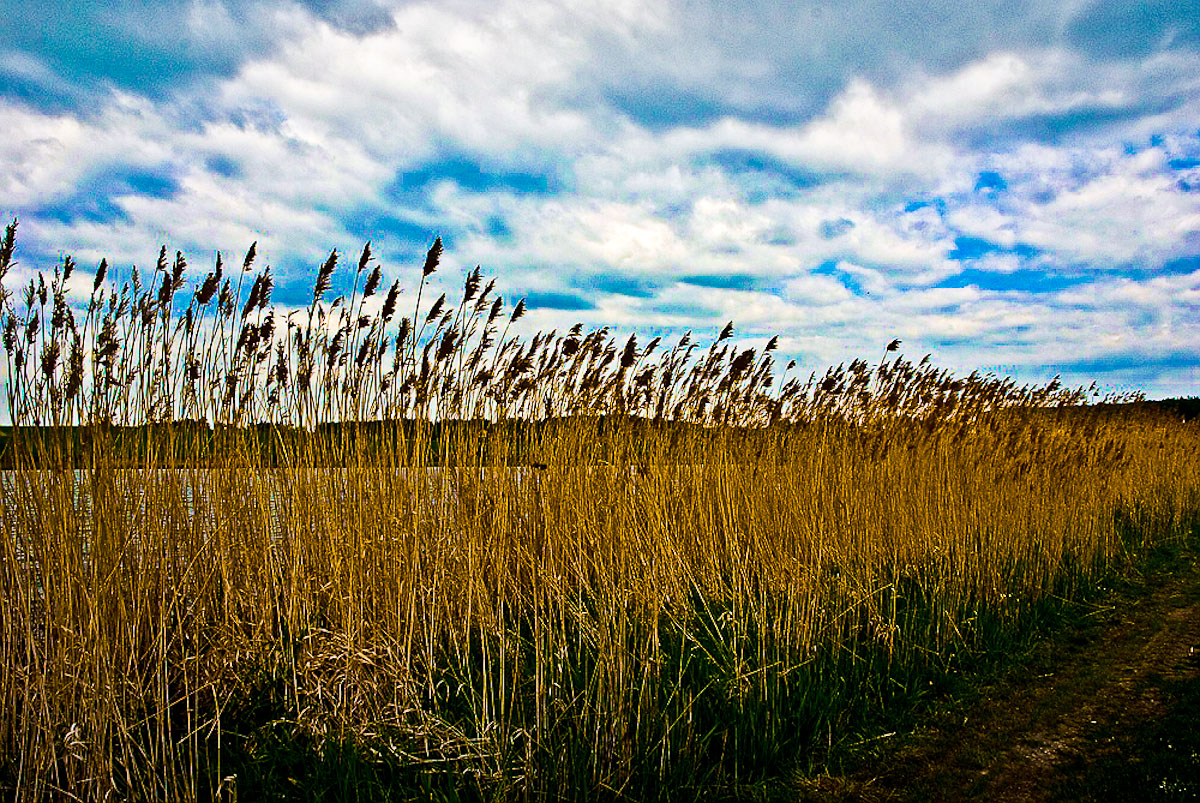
[172,251,187,289]
[620,334,638,369]
[2,316,15,353]
[436,330,458,363]
[463,265,481,302]
[382,280,400,321]
[358,241,372,274]
[426,293,446,323]
[730,348,755,379]
[0,219,15,278]
[40,340,59,379]
[478,277,496,305]
[363,263,381,298]
[93,259,108,293]
[423,237,443,277]
[313,250,337,305]
[65,334,83,399]
[242,274,263,319]
[196,271,219,306]
[157,272,175,308]
[259,270,273,310]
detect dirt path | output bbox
[799,544,1200,802]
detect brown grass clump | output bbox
[1,218,1197,800]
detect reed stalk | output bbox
[1,219,1196,800]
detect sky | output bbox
[1,0,1198,399]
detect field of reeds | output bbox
[1,218,1198,801]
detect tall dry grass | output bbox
[1,218,1197,800]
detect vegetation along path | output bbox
[800,537,1200,802]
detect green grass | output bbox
[787,521,1200,802]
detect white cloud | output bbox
[0,94,176,210]
[217,0,655,163]
[910,52,1034,119]
[1010,152,1200,266]
[2,0,1199,399]
[790,80,913,171]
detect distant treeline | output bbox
[3,398,1194,469]
[0,415,714,469]
[1121,396,1200,421]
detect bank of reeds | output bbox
[1,219,1197,800]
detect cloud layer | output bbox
[2,0,1198,397]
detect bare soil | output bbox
[795,542,1200,802]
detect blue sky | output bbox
[2,0,1198,398]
